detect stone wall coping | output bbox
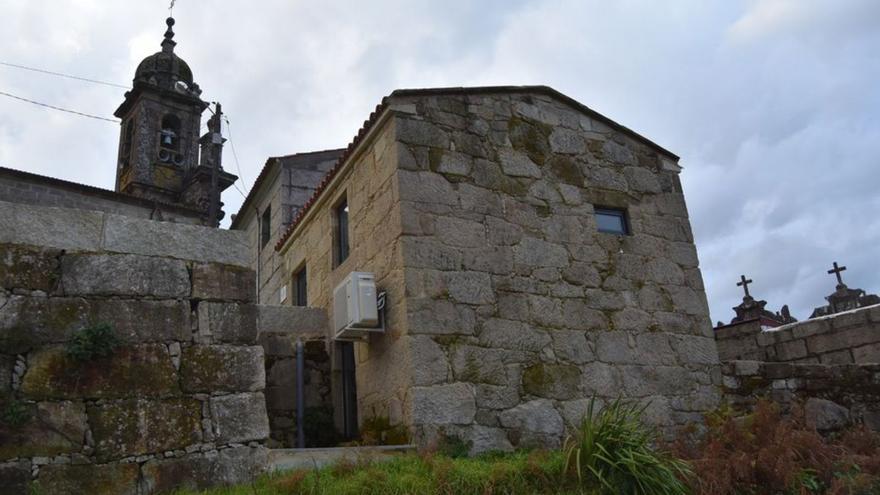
[764,303,880,335]
[256,305,329,336]
[0,200,249,267]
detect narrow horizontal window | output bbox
[595,207,629,235]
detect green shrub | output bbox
[563,398,692,495]
[1,398,31,428]
[65,323,119,362]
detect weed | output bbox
[1,398,31,428]
[65,323,119,362]
[562,397,692,495]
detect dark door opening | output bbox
[339,341,358,440]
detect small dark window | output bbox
[595,207,629,235]
[292,265,307,307]
[260,206,271,249]
[334,198,350,266]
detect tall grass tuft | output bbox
[563,398,692,495]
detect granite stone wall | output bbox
[258,306,334,447]
[722,360,880,432]
[0,201,268,495]
[0,167,204,225]
[390,91,722,452]
[279,117,413,434]
[716,304,880,365]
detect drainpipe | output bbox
[296,339,305,448]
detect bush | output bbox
[672,399,880,495]
[563,398,692,495]
[65,323,119,361]
[0,398,31,428]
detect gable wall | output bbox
[389,91,721,452]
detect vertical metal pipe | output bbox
[296,339,305,449]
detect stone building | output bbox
[0,16,722,456]
[234,86,721,450]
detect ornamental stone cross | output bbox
[828,261,847,286]
[737,275,753,298]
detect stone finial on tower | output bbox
[161,17,176,53]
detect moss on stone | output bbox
[522,363,580,400]
[508,116,551,165]
[35,462,140,495]
[428,148,445,172]
[546,156,583,186]
[21,345,179,400]
[88,398,202,462]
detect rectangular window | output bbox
[260,206,271,249]
[334,198,350,266]
[595,207,629,235]
[292,265,307,307]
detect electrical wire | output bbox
[223,116,249,191]
[0,61,129,89]
[0,90,119,123]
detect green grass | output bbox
[173,398,693,495]
[172,450,589,495]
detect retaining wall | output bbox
[722,360,880,432]
[0,201,268,494]
[716,304,880,364]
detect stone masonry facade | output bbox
[0,201,269,495]
[277,87,722,453]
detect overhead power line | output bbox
[0,61,129,89]
[223,117,249,192]
[0,90,118,123]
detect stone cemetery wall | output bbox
[722,360,880,432]
[0,201,269,495]
[716,304,880,364]
[257,306,334,447]
[389,90,722,452]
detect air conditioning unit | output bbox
[333,272,383,341]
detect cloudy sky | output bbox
[1,0,878,323]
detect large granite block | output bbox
[141,446,268,493]
[35,462,140,495]
[192,263,255,302]
[210,392,270,444]
[103,213,249,266]
[181,345,265,393]
[0,201,104,252]
[59,253,190,298]
[21,345,178,400]
[0,400,86,461]
[0,244,60,291]
[88,398,202,461]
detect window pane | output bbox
[294,266,307,307]
[595,208,627,234]
[260,206,271,248]
[336,199,350,265]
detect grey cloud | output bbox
[0,0,876,325]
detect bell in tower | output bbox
[113,17,236,226]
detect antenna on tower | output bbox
[168,0,176,16]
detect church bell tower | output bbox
[113,17,236,226]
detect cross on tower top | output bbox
[827,261,847,287]
[737,275,753,298]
